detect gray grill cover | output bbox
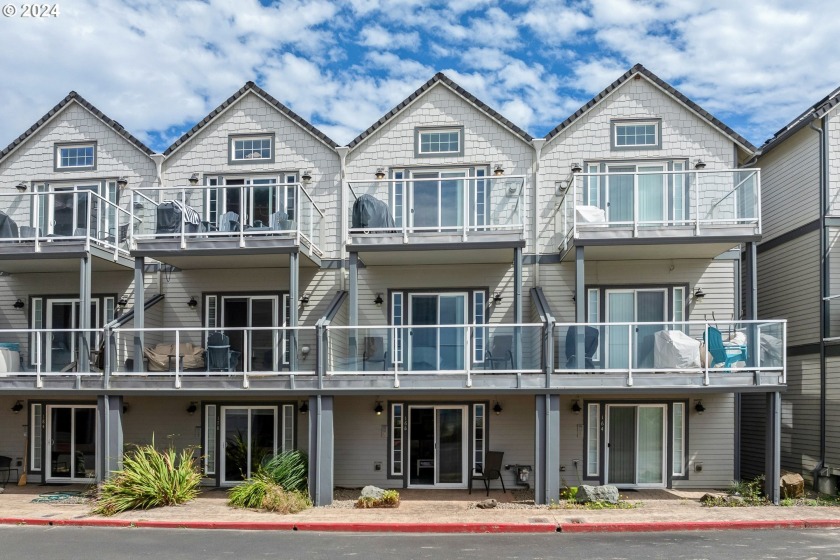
[156,202,202,234]
[352,194,395,230]
[0,211,19,238]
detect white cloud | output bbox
[358,25,420,50]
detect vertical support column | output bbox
[764,390,781,505]
[745,242,758,368]
[78,255,92,373]
[308,395,334,506]
[289,251,299,372]
[96,394,123,482]
[513,247,523,369]
[133,257,145,372]
[348,252,358,360]
[534,394,560,505]
[575,246,586,370]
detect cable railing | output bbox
[347,175,526,243]
[129,181,325,256]
[553,319,786,386]
[557,168,761,251]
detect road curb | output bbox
[557,519,840,533]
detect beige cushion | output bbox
[144,343,204,371]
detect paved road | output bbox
[2,526,840,559]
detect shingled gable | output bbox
[757,85,840,156]
[543,63,756,153]
[0,91,155,163]
[346,72,534,151]
[163,81,338,156]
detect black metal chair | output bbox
[564,326,599,369]
[362,336,388,371]
[0,455,18,488]
[469,450,506,496]
[484,334,514,370]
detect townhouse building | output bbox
[742,86,840,495]
[0,64,788,505]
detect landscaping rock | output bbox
[781,473,805,498]
[360,485,385,500]
[577,484,619,504]
[476,499,497,509]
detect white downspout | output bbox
[336,146,350,291]
[531,139,545,288]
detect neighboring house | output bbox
[0,65,789,505]
[742,86,840,494]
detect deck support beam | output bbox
[290,250,299,371]
[764,390,781,504]
[97,394,123,481]
[514,247,523,369]
[308,395,334,506]
[133,257,145,372]
[575,246,585,370]
[534,394,560,505]
[78,255,92,373]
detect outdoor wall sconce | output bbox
[694,400,705,414]
[694,159,706,170]
[300,345,311,359]
[14,182,27,193]
[374,293,384,307]
[571,400,582,415]
[570,162,583,173]
[493,164,505,176]
[556,180,569,194]
[300,292,311,306]
[375,168,386,180]
[117,296,128,311]
[299,401,309,414]
[13,299,24,309]
[301,170,312,184]
[188,173,200,186]
[491,292,503,306]
[188,296,198,309]
[493,401,503,415]
[693,287,706,301]
[186,402,197,415]
[117,177,128,189]
[374,401,384,415]
[122,403,130,414]
[11,401,23,414]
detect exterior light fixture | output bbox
[122,403,130,414]
[11,400,23,414]
[694,400,705,414]
[300,292,311,306]
[13,299,24,309]
[556,180,569,194]
[299,401,309,414]
[14,182,27,193]
[188,296,198,309]
[189,173,200,186]
[493,401,503,415]
[693,287,706,300]
[493,164,505,176]
[300,345,311,359]
[571,162,583,173]
[694,159,706,170]
[571,400,582,415]
[117,177,129,189]
[301,170,312,184]
[375,168,386,180]
[374,293,384,306]
[117,296,128,310]
[186,402,197,415]
[491,292,503,306]
[374,401,384,415]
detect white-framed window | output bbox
[473,292,486,363]
[229,135,273,162]
[586,402,600,477]
[587,288,600,361]
[392,170,405,227]
[391,403,403,476]
[473,403,486,475]
[31,403,43,472]
[672,403,685,476]
[282,404,295,452]
[55,143,96,170]
[612,121,660,148]
[586,164,599,206]
[673,287,685,329]
[416,128,462,156]
[391,292,404,365]
[30,298,43,366]
[205,404,217,475]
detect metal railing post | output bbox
[694,171,701,235]
[174,329,181,389]
[627,324,633,386]
[180,187,187,249]
[36,330,43,388]
[703,323,710,386]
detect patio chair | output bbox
[218,211,240,233]
[0,455,18,488]
[484,334,514,370]
[362,336,388,371]
[269,209,293,231]
[469,450,506,496]
[206,331,241,372]
[19,226,42,239]
[704,326,747,369]
[564,326,599,369]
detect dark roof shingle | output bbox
[757,85,840,156]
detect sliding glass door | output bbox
[221,296,279,371]
[605,289,666,369]
[606,164,666,224]
[408,293,466,371]
[220,406,277,485]
[408,405,467,487]
[46,405,97,483]
[45,299,100,372]
[410,171,467,231]
[606,404,666,487]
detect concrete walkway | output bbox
[2,484,839,533]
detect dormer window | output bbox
[415,127,464,157]
[229,134,274,164]
[611,120,661,150]
[55,142,96,171]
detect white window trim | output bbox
[672,403,685,476]
[391,403,404,476]
[586,403,600,477]
[205,404,217,475]
[472,403,486,476]
[416,128,463,155]
[229,135,274,162]
[55,143,96,170]
[30,403,43,472]
[612,120,660,148]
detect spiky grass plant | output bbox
[93,441,201,516]
[227,450,311,513]
[260,450,308,492]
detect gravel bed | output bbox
[320,487,361,509]
[467,489,548,510]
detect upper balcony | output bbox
[0,189,136,273]
[347,174,526,265]
[129,180,325,269]
[555,167,761,260]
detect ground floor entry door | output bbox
[45,405,97,483]
[605,404,666,487]
[220,406,277,485]
[407,405,467,488]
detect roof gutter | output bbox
[811,118,828,481]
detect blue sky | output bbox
[1,0,838,153]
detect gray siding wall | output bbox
[827,356,840,468]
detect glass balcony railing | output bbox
[129,181,324,256]
[347,175,525,242]
[556,168,761,249]
[554,319,785,385]
[0,328,105,381]
[0,190,138,257]
[325,323,543,385]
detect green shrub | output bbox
[560,486,578,501]
[355,489,400,508]
[260,450,308,493]
[228,472,274,509]
[93,441,201,516]
[227,450,311,513]
[261,486,311,514]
